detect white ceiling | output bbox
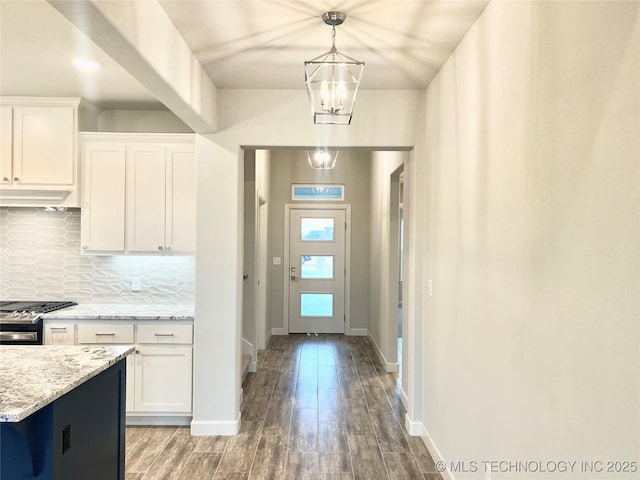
[0,1,161,109]
[1,0,489,109]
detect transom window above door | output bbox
[292,184,345,201]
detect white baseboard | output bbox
[126,415,191,426]
[400,386,409,409]
[404,413,422,436]
[249,361,257,373]
[264,329,273,347]
[403,415,456,480]
[368,331,399,372]
[190,412,240,436]
[271,328,286,335]
[346,328,368,336]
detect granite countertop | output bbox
[0,345,134,422]
[42,304,194,321]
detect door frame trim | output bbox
[283,203,352,335]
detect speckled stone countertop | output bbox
[0,345,134,422]
[42,304,194,321]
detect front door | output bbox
[288,209,346,333]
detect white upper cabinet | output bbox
[81,142,126,253]
[126,144,167,252]
[80,133,196,255]
[13,106,74,185]
[0,106,12,183]
[165,144,196,253]
[0,98,79,207]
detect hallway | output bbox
[125,335,442,479]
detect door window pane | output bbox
[301,218,334,241]
[300,293,334,317]
[301,256,334,279]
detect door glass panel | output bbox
[301,218,334,241]
[300,293,334,317]
[301,256,334,279]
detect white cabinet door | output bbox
[165,145,196,253]
[12,106,74,185]
[81,142,126,252]
[134,346,192,413]
[0,106,12,184]
[44,323,75,345]
[126,144,167,252]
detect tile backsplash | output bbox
[0,208,194,304]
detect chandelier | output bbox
[307,150,339,169]
[304,11,364,125]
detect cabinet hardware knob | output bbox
[158,246,164,250]
[166,246,171,251]
[2,177,8,182]
[82,245,88,249]
[13,177,19,181]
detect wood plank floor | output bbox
[125,334,443,480]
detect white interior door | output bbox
[288,209,346,333]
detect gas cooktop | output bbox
[0,301,77,325]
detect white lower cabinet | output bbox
[44,319,193,422]
[134,346,192,413]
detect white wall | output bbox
[97,110,193,133]
[192,135,243,435]
[421,2,639,477]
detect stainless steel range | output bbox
[0,301,77,345]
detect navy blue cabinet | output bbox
[1,359,126,480]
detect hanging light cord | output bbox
[331,24,337,53]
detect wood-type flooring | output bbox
[125,334,443,480]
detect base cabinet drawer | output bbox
[77,323,134,344]
[133,346,192,413]
[44,323,75,345]
[136,324,192,344]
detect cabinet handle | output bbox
[2,177,8,182]
[50,327,67,331]
[166,246,171,251]
[13,177,19,182]
[95,333,115,336]
[82,245,88,249]
[158,246,164,251]
[154,333,174,337]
